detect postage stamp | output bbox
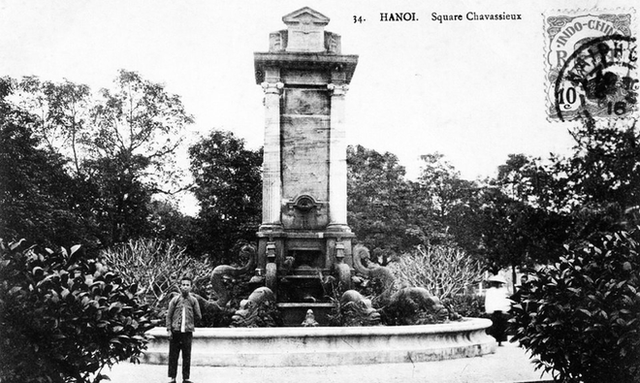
[544,9,638,122]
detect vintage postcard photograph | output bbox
[1,0,638,382]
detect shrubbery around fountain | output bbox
[104,239,484,329]
[97,236,495,366]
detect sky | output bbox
[1,0,636,212]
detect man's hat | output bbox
[487,274,507,284]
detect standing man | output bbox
[166,276,202,383]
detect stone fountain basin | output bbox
[142,318,496,367]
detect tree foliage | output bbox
[477,154,575,274]
[479,119,640,271]
[0,240,154,383]
[88,70,192,190]
[347,145,418,254]
[10,76,92,176]
[189,130,262,263]
[2,71,194,249]
[413,153,483,252]
[554,119,640,239]
[346,146,488,263]
[507,118,640,380]
[81,70,193,246]
[0,77,92,249]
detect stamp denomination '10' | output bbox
[544,10,638,122]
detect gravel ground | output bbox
[104,338,551,383]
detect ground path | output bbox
[106,337,552,383]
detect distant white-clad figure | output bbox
[484,274,512,346]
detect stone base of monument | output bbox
[277,302,335,326]
[142,318,496,367]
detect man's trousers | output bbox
[168,331,193,380]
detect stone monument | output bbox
[142,9,496,363]
[252,7,359,325]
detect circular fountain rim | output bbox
[143,317,496,366]
[148,317,492,339]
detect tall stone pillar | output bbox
[253,8,359,324]
[327,83,350,231]
[260,79,284,231]
[255,7,357,237]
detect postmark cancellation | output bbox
[544,9,638,122]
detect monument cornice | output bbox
[261,81,285,94]
[254,52,358,84]
[327,83,349,96]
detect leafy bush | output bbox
[100,238,258,327]
[388,244,483,300]
[0,239,154,383]
[510,229,640,383]
[442,294,485,318]
[100,239,211,320]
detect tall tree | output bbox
[83,70,194,246]
[489,118,640,262]
[476,154,570,280]
[476,186,535,274]
[89,70,192,191]
[189,130,262,263]
[13,76,91,176]
[414,153,482,251]
[6,71,194,247]
[554,119,640,239]
[347,145,416,255]
[477,116,640,276]
[0,77,92,248]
